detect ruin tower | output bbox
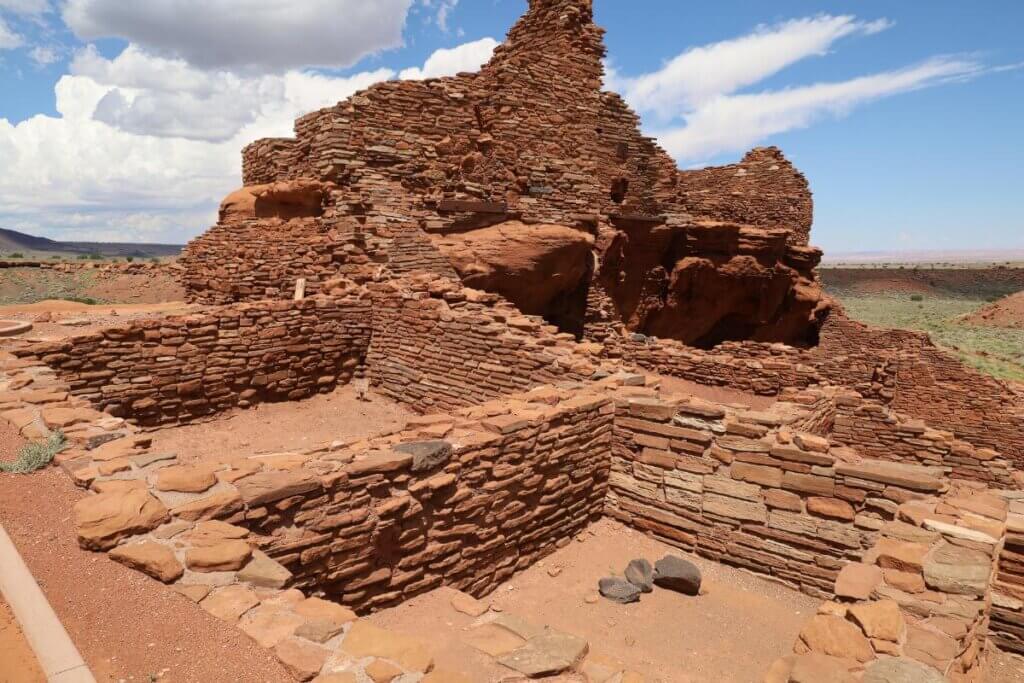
[181,0,829,347]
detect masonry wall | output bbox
[605,392,952,599]
[819,315,1024,463]
[206,389,613,611]
[368,278,597,414]
[671,147,814,246]
[829,391,1016,487]
[15,296,371,426]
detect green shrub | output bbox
[910,294,924,302]
[51,255,61,259]
[0,431,66,474]
[77,254,89,260]
[63,296,97,305]
[126,256,134,262]
[88,253,102,260]
[9,252,24,258]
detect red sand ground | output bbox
[963,290,1024,329]
[0,468,293,682]
[147,385,414,464]
[368,518,820,682]
[0,597,45,683]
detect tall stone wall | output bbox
[673,147,814,246]
[14,296,371,426]
[181,0,829,347]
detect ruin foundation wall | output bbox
[178,388,614,612]
[13,296,371,426]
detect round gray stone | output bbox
[653,555,702,595]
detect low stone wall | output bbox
[598,333,826,396]
[605,391,954,599]
[770,483,1005,681]
[13,296,371,426]
[201,388,614,611]
[368,277,600,414]
[992,494,1024,656]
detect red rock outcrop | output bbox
[180,0,830,345]
[430,221,594,327]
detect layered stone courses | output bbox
[181,0,828,348]
[0,300,1019,680]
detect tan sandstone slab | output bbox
[341,621,433,673]
[73,488,169,550]
[108,540,183,583]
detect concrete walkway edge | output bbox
[0,521,96,683]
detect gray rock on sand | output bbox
[624,558,654,593]
[653,555,702,595]
[598,577,641,604]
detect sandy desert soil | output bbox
[0,467,293,683]
[0,267,184,306]
[147,385,414,464]
[963,290,1024,329]
[368,518,819,683]
[0,597,45,683]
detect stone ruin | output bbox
[180,0,827,346]
[2,1,1024,681]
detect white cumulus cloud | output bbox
[399,37,497,80]
[62,0,414,72]
[0,36,502,243]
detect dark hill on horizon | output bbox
[0,227,182,258]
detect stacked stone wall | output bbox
[13,296,371,426]
[209,389,614,611]
[367,278,599,414]
[830,391,1016,487]
[605,391,953,599]
[672,147,814,246]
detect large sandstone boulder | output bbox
[431,221,594,328]
[219,179,331,223]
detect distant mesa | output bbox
[0,227,182,259]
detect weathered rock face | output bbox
[219,180,330,223]
[599,220,828,347]
[431,221,594,331]
[181,0,831,345]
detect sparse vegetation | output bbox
[62,296,98,305]
[0,431,66,474]
[9,252,24,258]
[832,291,1024,382]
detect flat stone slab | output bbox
[497,630,589,678]
[836,461,944,492]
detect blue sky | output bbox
[0,0,1021,253]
